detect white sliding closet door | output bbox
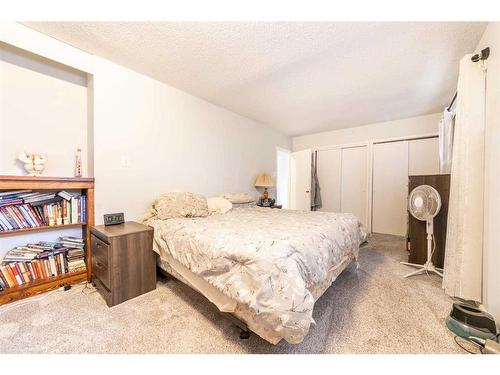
[317,149,342,212]
[408,137,440,175]
[341,146,368,226]
[372,141,409,236]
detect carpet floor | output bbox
[0,234,463,354]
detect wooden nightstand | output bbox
[90,221,156,307]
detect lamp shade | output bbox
[255,173,274,187]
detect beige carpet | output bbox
[0,234,462,354]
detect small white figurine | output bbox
[17,152,47,176]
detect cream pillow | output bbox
[207,197,233,214]
[221,192,256,204]
[232,202,257,209]
[153,192,209,219]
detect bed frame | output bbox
[156,267,251,339]
[155,242,367,343]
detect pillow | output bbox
[221,192,256,204]
[152,192,209,219]
[207,197,232,214]
[232,201,257,209]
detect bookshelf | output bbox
[0,175,94,305]
[0,222,87,237]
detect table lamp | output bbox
[255,173,274,200]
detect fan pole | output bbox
[426,219,433,263]
[400,218,443,278]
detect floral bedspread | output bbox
[145,207,367,343]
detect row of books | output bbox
[0,237,86,290]
[0,190,86,232]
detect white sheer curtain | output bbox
[438,107,455,174]
[443,54,487,302]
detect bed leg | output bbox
[239,328,251,340]
[354,260,360,270]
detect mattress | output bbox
[145,206,367,344]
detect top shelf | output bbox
[0,175,94,190]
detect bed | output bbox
[144,204,367,344]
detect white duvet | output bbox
[144,207,367,344]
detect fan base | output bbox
[400,261,443,278]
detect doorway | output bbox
[276,147,291,208]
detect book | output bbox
[0,212,13,230]
[57,191,74,201]
[5,206,24,228]
[0,266,11,288]
[5,266,16,287]
[0,190,86,232]
[0,190,32,199]
[60,236,84,243]
[0,235,87,289]
[9,263,22,285]
[30,197,62,206]
[71,197,78,224]
[0,268,8,289]
[19,262,31,282]
[23,193,57,204]
[0,198,24,207]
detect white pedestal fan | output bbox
[401,184,444,278]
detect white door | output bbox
[372,141,409,236]
[341,146,368,226]
[316,149,342,212]
[290,149,311,211]
[408,137,440,175]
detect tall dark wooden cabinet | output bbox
[407,174,450,269]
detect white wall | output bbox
[293,113,441,236]
[0,42,88,177]
[0,23,291,229]
[293,113,440,151]
[475,22,500,324]
[92,56,290,221]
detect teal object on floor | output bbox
[446,302,497,341]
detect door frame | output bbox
[311,132,439,234]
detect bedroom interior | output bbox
[0,3,500,367]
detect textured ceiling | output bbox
[23,22,487,136]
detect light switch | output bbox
[121,156,130,168]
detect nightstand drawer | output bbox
[92,274,112,306]
[91,234,111,290]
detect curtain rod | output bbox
[471,47,490,63]
[447,47,490,112]
[447,92,458,112]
